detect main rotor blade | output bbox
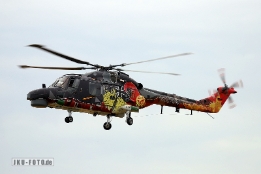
[19,65,95,70]
[28,44,99,67]
[218,68,226,85]
[116,69,180,75]
[230,80,243,88]
[111,53,192,68]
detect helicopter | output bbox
[20,44,243,130]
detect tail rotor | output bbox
[217,68,243,109]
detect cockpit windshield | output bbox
[50,76,69,88]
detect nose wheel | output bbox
[65,110,73,123]
[126,111,133,125]
[126,117,133,125]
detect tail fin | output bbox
[182,68,242,113]
[199,87,237,113]
[182,87,237,113]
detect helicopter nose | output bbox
[27,88,49,100]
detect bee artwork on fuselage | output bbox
[20,44,243,130]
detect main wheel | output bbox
[126,117,133,125]
[65,117,70,123]
[68,116,73,122]
[103,122,112,130]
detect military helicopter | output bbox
[20,44,243,130]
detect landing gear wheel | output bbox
[65,117,70,123]
[68,116,73,122]
[126,117,133,125]
[103,122,112,130]
[65,110,73,123]
[65,116,73,123]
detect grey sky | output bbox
[1,0,261,173]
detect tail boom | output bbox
[141,87,237,113]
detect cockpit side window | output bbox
[72,79,80,88]
[68,78,75,87]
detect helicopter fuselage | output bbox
[27,70,236,119]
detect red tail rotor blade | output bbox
[228,96,233,104]
[229,104,236,109]
[228,96,236,109]
[230,79,243,88]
